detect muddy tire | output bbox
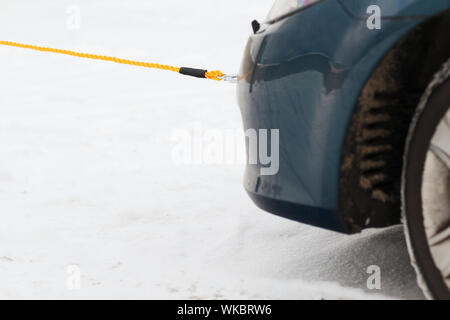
[402,58,450,300]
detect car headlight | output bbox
[266,0,322,22]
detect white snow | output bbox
[0,0,424,299]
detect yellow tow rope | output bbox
[0,40,233,82]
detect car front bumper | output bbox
[237,0,427,232]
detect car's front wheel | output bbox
[402,58,450,300]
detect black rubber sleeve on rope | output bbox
[179,67,207,79]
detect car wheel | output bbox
[402,58,450,300]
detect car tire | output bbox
[402,58,450,300]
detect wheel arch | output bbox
[339,9,450,233]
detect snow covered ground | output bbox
[0,0,424,299]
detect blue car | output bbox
[238,0,450,299]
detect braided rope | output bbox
[205,70,225,81]
[0,40,224,81]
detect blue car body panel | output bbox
[237,0,450,232]
[338,0,450,17]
